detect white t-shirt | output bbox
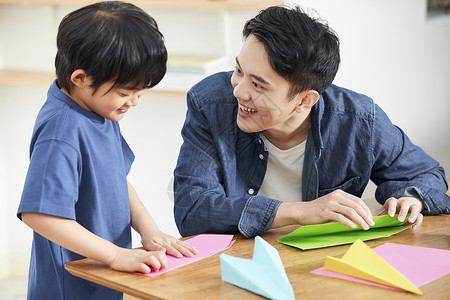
[257,134,305,202]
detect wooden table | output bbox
[66,215,450,299]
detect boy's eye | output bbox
[252,82,260,89]
[235,66,242,74]
[119,93,129,97]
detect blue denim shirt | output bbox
[174,71,449,238]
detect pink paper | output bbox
[312,243,450,290]
[138,234,235,277]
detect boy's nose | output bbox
[127,95,139,107]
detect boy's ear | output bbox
[295,90,320,113]
[70,69,88,88]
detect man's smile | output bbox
[238,103,257,114]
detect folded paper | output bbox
[138,234,234,277]
[312,242,450,292]
[220,236,295,300]
[278,214,411,250]
[323,239,422,294]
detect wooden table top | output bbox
[66,215,450,299]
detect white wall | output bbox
[290,0,450,173]
[0,133,7,279]
[121,95,188,242]
[0,4,56,71]
[0,86,46,278]
[1,0,449,280]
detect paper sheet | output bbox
[138,234,234,277]
[278,214,412,250]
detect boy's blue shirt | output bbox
[17,80,134,300]
[173,71,450,238]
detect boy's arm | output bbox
[127,180,197,258]
[21,212,167,274]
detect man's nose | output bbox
[233,79,251,101]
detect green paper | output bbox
[277,214,412,250]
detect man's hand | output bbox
[272,189,375,230]
[299,189,375,229]
[376,196,424,229]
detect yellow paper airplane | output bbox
[324,239,422,295]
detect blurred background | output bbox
[0,0,449,298]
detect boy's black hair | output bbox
[243,5,340,96]
[55,1,167,94]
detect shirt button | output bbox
[259,154,264,159]
[248,188,255,195]
[258,139,262,144]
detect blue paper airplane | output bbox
[220,236,295,299]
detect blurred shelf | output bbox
[0,69,189,96]
[167,54,229,74]
[0,69,55,87]
[0,0,284,10]
[0,0,264,95]
[0,52,232,95]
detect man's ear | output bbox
[295,90,320,113]
[70,69,88,88]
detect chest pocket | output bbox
[318,176,362,197]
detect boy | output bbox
[173,6,449,238]
[17,2,196,299]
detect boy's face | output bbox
[71,79,144,122]
[230,34,304,134]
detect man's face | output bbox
[230,34,302,134]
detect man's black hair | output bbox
[243,5,340,96]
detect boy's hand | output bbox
[376,196,424,230]
[109,248,167,274]
[141,231,198,258]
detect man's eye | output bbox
[252,82,260,89]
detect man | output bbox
[173,6,449,238]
